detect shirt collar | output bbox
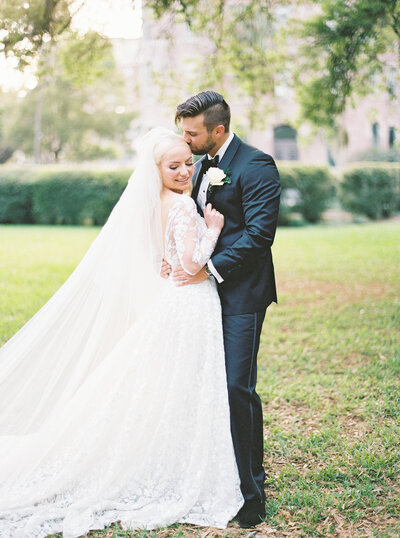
[207,132,234,162]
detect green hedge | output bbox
[340,163,400,220]
[31,170,131,225]
[277,163,336,224]
[0,165,337,226]
[0,168,131,225]
[0,169,34,223]
[2,164,398,226]
[0,164,341,226]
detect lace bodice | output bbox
[164,195,219,275]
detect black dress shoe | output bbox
[237,500,266,528]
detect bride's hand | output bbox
[160,259,172,279]
[204,203,224,233]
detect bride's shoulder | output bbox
[168,193,196,214]
[162,194,196,226]
[179,193,196,208]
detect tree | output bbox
[293,0,400,129]
[2,32,135,162]
[146,0,400,132]
[0,0,136,163]
[0,0,81,69]
[0,96,15,163]
[145,0,287,130]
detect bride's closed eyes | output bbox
[169,161,194,170]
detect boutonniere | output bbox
[206,167,231,193]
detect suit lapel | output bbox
[207,134,241,204]
[218,133,241,172]
[191,157,206,214]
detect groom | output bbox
[168,91,280,528]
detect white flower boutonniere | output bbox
[206,167,231,193]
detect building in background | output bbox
[111,4,399,166]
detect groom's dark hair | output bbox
[175,91,230,133]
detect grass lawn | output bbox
[0,221,399,537]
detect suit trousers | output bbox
[222,308,266,504]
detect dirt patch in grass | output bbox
[337,411,373,439]
[265,398,324,435]
[316,508,400,537]
[86,521,280,537]
[277,279,394,306]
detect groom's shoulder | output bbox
[234,136,277,167]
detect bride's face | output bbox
[159,144,194,193]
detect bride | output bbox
[0,128,243,537]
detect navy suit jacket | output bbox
[192,134,281,315]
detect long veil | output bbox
[0,127,177,435]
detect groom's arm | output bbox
[210,154,280,281]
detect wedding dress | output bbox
[0,129,243,537]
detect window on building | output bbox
[372,122,380,147]
[274,125,298,161]
[389,127,396,148]
[327,147,335,167]
[387,68,397,99]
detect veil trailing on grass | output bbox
[0,127,179,435]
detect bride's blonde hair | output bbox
[153,132,189,165]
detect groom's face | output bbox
[180,114,217,156]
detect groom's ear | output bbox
[213,124,226,138]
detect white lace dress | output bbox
[0,194,243,538]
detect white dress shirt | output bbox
[196,132,234,283]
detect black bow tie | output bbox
[200,155,219,176]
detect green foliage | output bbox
[0,169,33,223]
[340,163,400,220]
[278,164,335,224]
[147,0,287,129]
[59,31,115,88]
[354,147,400,163]
[0,100,15,164]
[0,168,131,225]
[2,0,398,138]
[147,0,400,130]
[0,0,75,69]
[294,0,400,129]
[0,2,135,164]
[146,0,198,23]
[0,164,336,227]
[31,170,128,225]
[2,31,135,163]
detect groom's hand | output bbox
[160,259,172,279]
[173,265,208,286]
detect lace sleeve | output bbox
[171,196,220,275]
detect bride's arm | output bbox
[173,198,223,276]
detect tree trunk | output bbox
[34,83,45,163]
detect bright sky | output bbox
[71,0,142,39]
[0,0,142,93]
